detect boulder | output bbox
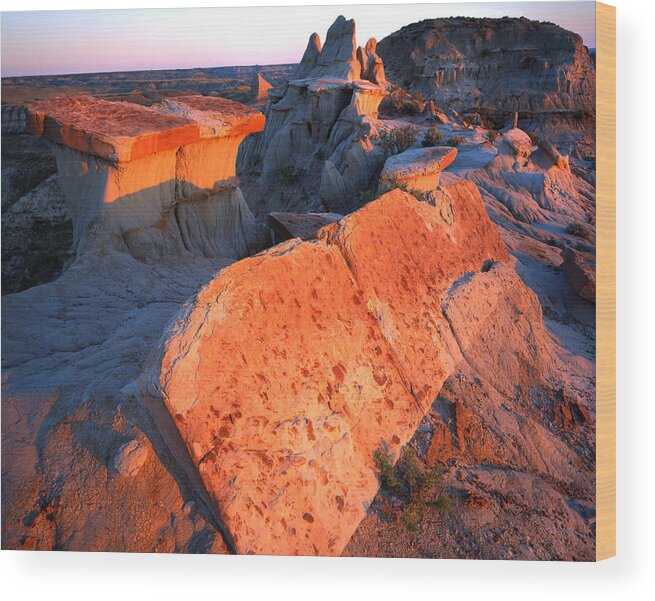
[142,182,512,556]
[501,127,534,160]
[379,146,457,193]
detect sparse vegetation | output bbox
[445,136,465,147]
[487,129,500,143]
[388,87,408,111]
[373,445,452,532]
[476,107,508,131]
[377,175,423,201]
[422,126,443,147]
[278,163,299,186]
[566,222,593,241]
[359,189,376,204]
[377,125,420,156]
[527,131,541,145]
[400,101,421,116]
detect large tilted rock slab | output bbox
[26,95,266,260]
[142,182,510,556]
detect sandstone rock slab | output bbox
[143,183,511,556]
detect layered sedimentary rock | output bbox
[466,127,589,224]
[378,17,595,114]
[238,16,390,216]
[26,94,266,260]
[142,182,519,556]
[1,104,27,134]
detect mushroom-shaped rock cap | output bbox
[381,146,457,188]
[154,95,265,139]
[26,95,201,163]
[501,127,533,159]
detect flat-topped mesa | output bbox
[141,182,517,556]
[26,95,266,260]
[379,146,457,194]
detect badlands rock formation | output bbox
[238,16,390,216]
[2,15,597,560]
[378,17,595,114]
[1,94,272,553]
[26,95,267,260]
[143,183,515,555]
[249,72,273,104]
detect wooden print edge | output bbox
[595,1,616,561]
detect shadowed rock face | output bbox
[141,183,519,556]
[25,95,267,261]
[238,16,390,217]
[378,17,595,114]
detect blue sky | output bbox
[1,2,596,77]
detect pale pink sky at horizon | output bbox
[1,2,596,77]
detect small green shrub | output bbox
[388,87,407,111]
[487,129,500,143]
[373,447,402,494]
[400,508,419,532]
[446,136,465,147]
[400,101,421,116]
[278,163,299,186]
[566,222,593,240]
[377,125,420,156]
[359,189,376,204]
[422,126,443,147]
[373,444,452,532]
[411,90,425,104]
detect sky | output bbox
[0,2,596,77]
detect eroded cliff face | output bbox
[378,17,595,115]
[238,16,390,217]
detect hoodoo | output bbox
[26,94,266,260]
[238,16,391,216]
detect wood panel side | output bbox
[595,1,616,562]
